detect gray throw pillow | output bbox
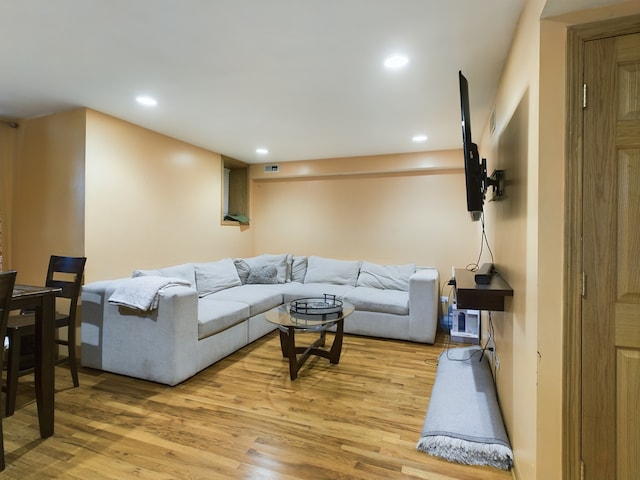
[247,265,278,284]
[235,254,288,284]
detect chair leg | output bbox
[5,331,21,417]
[0,417,4,471]
[67,326,79,388]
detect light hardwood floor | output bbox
[2,332,513,479]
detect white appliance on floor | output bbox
[450,302,480,344]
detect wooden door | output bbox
[582,32,640,480]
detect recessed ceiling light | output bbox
[136,95,157,106]
[384,54,409,69]
[256,148,269,155]
[412,134,428,143]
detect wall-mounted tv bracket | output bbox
[486,168,505,201]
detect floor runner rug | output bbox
[416,346,513,470]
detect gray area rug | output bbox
[416,346,513,470]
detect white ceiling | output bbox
[1,1,534,163]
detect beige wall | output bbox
[6,108,254,284]
[0,120,19,271]
[84,110,254,282]
[536,17,568,480]
[478,0,544,479]
[250,150,485,285]
[481,1,640,479]
[478,2,544,479]
[10,109,87,284]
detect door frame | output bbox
[564,13,640,480]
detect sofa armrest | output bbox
[408,267,439,343]
[81,278,199,386]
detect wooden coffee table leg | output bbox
[280,320,346,380]
[286,327,298,380]
[278,327,300,380]
[278,328,289,358]
[329,319,344,364]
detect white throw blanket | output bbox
[108,276,191,312]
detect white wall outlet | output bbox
[440,296,449,303]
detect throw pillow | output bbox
[356,261,416,291]
[291,256,308,283]
[246,265,279,284]
[237,254,289,284]
[303,256,361,286]
[234,259,251,284]
[194,258,242,297]
[285,254,293,283]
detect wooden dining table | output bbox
[9,284,60,438]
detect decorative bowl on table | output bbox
[289,294,343,320]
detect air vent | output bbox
[264,164,279,173]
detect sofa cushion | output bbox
[303,256,361,286]
[357,261,416,292]
[132,263,196,289]
[283,282,355,304]
[198,297,250,339]
[194,258,242,297]
[344,287,409,315]
[235,254,289,284]
[210,285,284,317]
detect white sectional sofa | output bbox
[81,254,439,385]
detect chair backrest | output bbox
[0,270,18,340]
[45,256,87,318]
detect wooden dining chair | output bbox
[4,256,86,417]
[0,270,18,471]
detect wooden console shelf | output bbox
[453,268,513,311]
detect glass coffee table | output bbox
[265,297,354,380]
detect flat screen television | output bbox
[458,71,504,222]
[459,71,486,222]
